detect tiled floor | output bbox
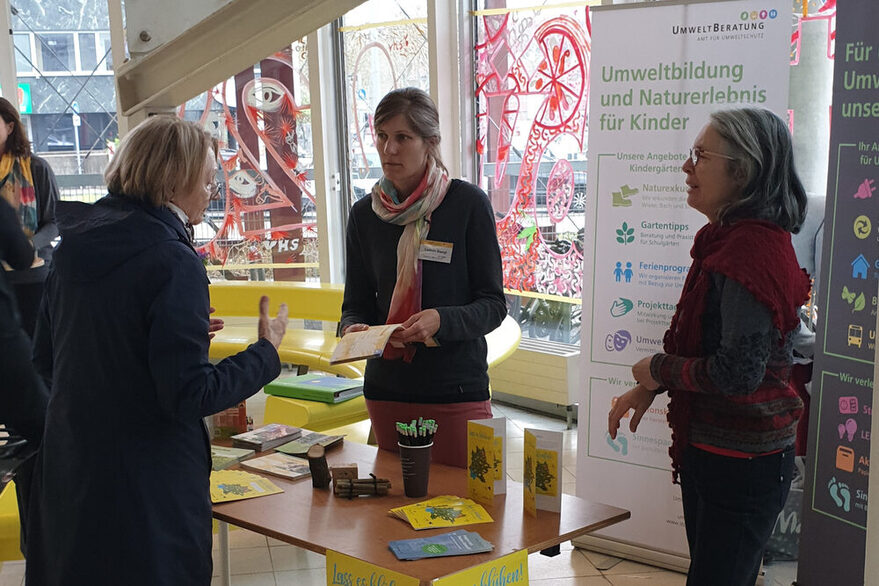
[0,398,798,585]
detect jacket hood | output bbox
[54,195,191,282]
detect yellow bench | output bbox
[209,281,365,379]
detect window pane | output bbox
[178,40,318,283]
[97,32,113,71]
[14,33,32,73]
[40,33,75,72]
[79,33,97,71]
[474,1,592,344]
[341,0,429,207]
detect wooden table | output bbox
[213,442,630,585]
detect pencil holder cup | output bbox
[398,442,433,498]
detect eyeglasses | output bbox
[689,147,736,166]
[205,182,221,199]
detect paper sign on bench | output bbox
[432,548,528,585]
[523,428,563,513]
[325,549,419,586]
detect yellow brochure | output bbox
[433,548,528,585]
[325,550,419,586]
[389,495,493,530]
[210,470,283,503]
[467,421,495,505]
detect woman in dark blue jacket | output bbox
[26,116,288,585]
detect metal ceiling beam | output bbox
[115,0,364,116]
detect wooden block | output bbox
[330,463,358,481]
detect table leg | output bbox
[218,520,232,586]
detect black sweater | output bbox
[341,179,507,403]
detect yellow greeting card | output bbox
[326,550,419,586]
[467,421,495,505]
[210,470,283,503]
[389,495,494,530]
[433,548,528,585]
[523,428,563,513]
[523,430,537,517]
[470,417,507,496]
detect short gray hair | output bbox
[374,88,447,173]
[709,108,806,233]
[104,115,216,207]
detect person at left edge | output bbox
[0,96,59,338]
[26,115,289,586]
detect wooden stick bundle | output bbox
[333,474,391,498]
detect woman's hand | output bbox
[257,295,289,349]
[608,384,656,439]
[391,309,440,345]
[341,323,369,336]
[632,355,660,391]
[208,306,224,340]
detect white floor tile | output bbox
[602,559,668,576]
[214,546,274,575]
[269,545,325,571]
[604,571,687,586]
[229,528,270,549]
[273,568,327,585]
[529,578,612,585]
[528,548,603,579]
[211,572,276,586]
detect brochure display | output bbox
[578,0,791,563]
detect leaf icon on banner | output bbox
[854,293,865,312]
[616,222,635,244]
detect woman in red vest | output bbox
[609,108,810,586]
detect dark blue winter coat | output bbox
[26,194,281,585]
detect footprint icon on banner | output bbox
[828,476,852,513]
[606,433,629,456]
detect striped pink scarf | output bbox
[371,158,450,361]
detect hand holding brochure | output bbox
[330,324,404,364]
[331,324,439,364]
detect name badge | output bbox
[418,240,453,263]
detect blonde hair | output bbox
[104,115,216,207]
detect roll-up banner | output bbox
[576,0,791,565]
[798,2,879,584]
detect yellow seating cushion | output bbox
[0,482,22,562]
[263,394,368,432]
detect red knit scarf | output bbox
[663,219,811,481]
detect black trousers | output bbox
[680,445,794,586]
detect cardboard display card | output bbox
[469,416,507,495]
[466,421,496,505]
[523,430,537,517]
[523,428,563,513]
